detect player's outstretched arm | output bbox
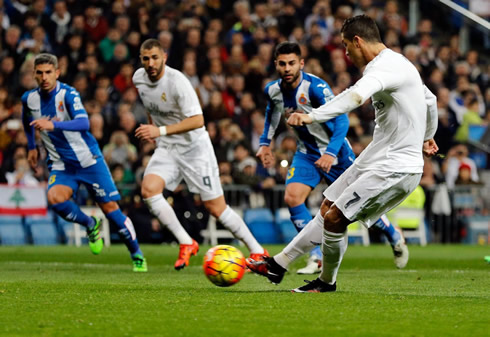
[256,145,275,168]
[308,76,382,123]
[287,113,313,126]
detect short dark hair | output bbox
[140,38,163,52]
[274,42,302,59]
[34,53,58,68]
[341,15,381,43]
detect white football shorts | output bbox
[323,164,422,228]
[144,134,223,201]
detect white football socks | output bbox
[218,206,264,254]
[274,211,324,269]
[319,229,348,285]
[143,194,193,244]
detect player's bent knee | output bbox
[141,175,165,199]
[203,196,227,218]
[320,199,333,218]
[323,207,348,233]
[98,201,119,214]
[47,186,71,205]
[141,184,162,199]
[284,193,302,207]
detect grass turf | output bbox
[0,244,488,337]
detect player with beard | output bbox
[133,39,268,270]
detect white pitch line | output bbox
[0,261,127,269]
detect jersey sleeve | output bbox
[310,75,383,123]
[21,92,36,150]
[423,85,438,141]
[324,114,349,157]
[259,84,281,146]
[309,77,334,107]
[175,73,203,117]
[65,88,88,119]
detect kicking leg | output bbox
[292,200,349,293]
[285,183,321,274]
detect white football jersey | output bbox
[312,49,435,173]
[133,66,205,149]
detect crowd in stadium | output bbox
[0,0,488,242]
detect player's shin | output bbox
[319,229,348,285]
[289,203,313,232]
[106,210,142,257]
[218,205,264,254]
[52,200,94,228]
[275,211,324,269]
[373,214,400,245]
[143,194,193,244]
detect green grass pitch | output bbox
[0,244,488,337]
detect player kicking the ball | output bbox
[255,41,409,275]
[133,39,268,270]
[247,15,439,292]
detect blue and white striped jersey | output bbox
[260,71,352,161]
[22,81,101,170]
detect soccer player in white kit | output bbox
[252,15,439,292]
[133,39,268,270]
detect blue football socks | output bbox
[289,203,320,259]
[106,209,143,257]
[373,215,400,245]
[289,204,313,232]
[52,200,94,229]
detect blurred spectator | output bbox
[117,106,140,149]
[455,162,482,186]
[1,25,22,64]
[442,144,480,189]
[251,2,277,29]
[203,90,229,123]
[6,156,39,186]
[182,59,199,89]
[113,62,135,94]
[196,74,216,107]
[249,110,265,153]
[89,112,108,148]
[99,28,122,64]
[448,76,485,124]
[84,5,109,44]
[111,163,135,201]
[103,130,137,170]
[434,87,458,154]
[222,74,246,116]
[49,0,71,51]
[304,0,334,44]
[453,94,483,143]
[120,87,146,124]
[218,161,234,185]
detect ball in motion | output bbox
[203,245,246,287]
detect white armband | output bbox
[159,126,167,136]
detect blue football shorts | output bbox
[47,159,120,203]
[286,151,353,188]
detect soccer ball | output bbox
[203,245,246,287]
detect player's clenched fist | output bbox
[135,124,160,141]
[287,113,313,126]
[256,146,275,168]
